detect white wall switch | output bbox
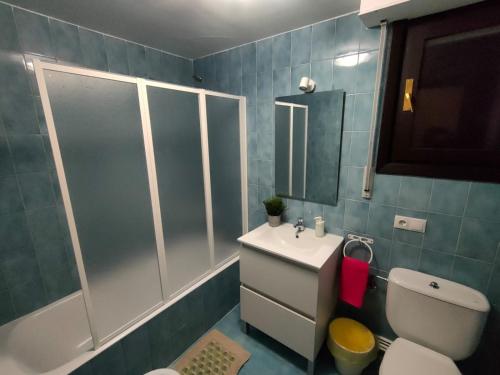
[393,215,427,233]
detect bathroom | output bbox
[0,0,499,374]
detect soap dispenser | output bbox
[314,216,325,237]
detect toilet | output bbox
[380,268,490,375]
[144,369,179,375]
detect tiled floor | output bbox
[175,304,382,375]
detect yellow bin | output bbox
[327,318,377,375]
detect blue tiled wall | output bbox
[0,2,194,325]
[194,12,500,372]
[71,263,240,375]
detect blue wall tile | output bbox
[121,327,153,375]
[78,29,108,71]
[1,3,195,327]
[367,204,396,239]
[334,14,361,57]
[190,13,500,373]
[0,137,14,176]
[428,179,469,216]
[0,290,15,325]
[272,33,291,69]
[0,53,39,135]
[9,275,47,315]
[0,176,23,214]
[344,200,369,232]
[311,59,333,92]
[0,246,40,287]
[126,43,147,78]
[371,237,391,271]
[104,36,129,75]
[419,249,453,278]
[285,199,304,223]
[398,176,432,211]
[356,51,378,93]
[303,202,324,228]
[9,135,48,173]
[0,4,20,52]
[488,264,500,307]
[291,27,311,66]
[13,9,54,57]
[91,343,127,375]
[311,19,336,61]
[359,25,380,52]
[465,182,500,222]
[333,54,358,94]
[371,174,400,206]
[273,66,291,97]
[345,166,364,199]
[324,199,345,233]
[342,95,355,131]
[0,211,32,251]
[352,93,373,131]
[50,20,82,64]
[457,218,500,262]
[348,131,369,167]
[390,242,420,270]
[18,172,55,210]
[451,256,492,293]
[422,213,461,253]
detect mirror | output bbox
[274,90,344,206]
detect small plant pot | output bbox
[267,215,281,227]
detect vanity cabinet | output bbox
[238,224,343,374]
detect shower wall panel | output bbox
[44,70,163,342]
[206,96,243,265]
[147,86,211,295]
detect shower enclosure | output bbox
[34,61,247,349]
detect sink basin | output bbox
[238,223,343,269]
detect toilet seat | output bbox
[379,338,461,375]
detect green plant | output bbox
[263,196,286,216]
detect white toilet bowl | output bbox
[144,369,179,375]
[379,338,460,375]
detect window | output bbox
[377,1,500,182]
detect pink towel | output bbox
[339,256,369,308]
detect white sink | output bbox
[238,223,343,269]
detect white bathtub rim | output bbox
[13,255,240,375]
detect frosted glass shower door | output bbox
[206,95,243,265]
[42,69,163,343]
[146,85,210,295]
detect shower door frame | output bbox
[34,60,248,349]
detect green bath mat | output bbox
[175,329,250,375]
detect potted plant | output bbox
[263,196,286,227]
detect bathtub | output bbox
[0,292,94,374]
[0,257,239,374]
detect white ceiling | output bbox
[8,0,360,58]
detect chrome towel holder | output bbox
[343,234,374,264]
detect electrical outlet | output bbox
[393,215,427,233]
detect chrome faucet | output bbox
[294,217,305,238]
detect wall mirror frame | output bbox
[274,90,344,206]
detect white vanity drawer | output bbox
[240,246,318,317]
[240,286,316,360]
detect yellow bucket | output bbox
[327,318,377,375]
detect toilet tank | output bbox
[386,268,490,360]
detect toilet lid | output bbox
[379,338,461,375]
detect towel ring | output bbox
[343,235,374,264]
